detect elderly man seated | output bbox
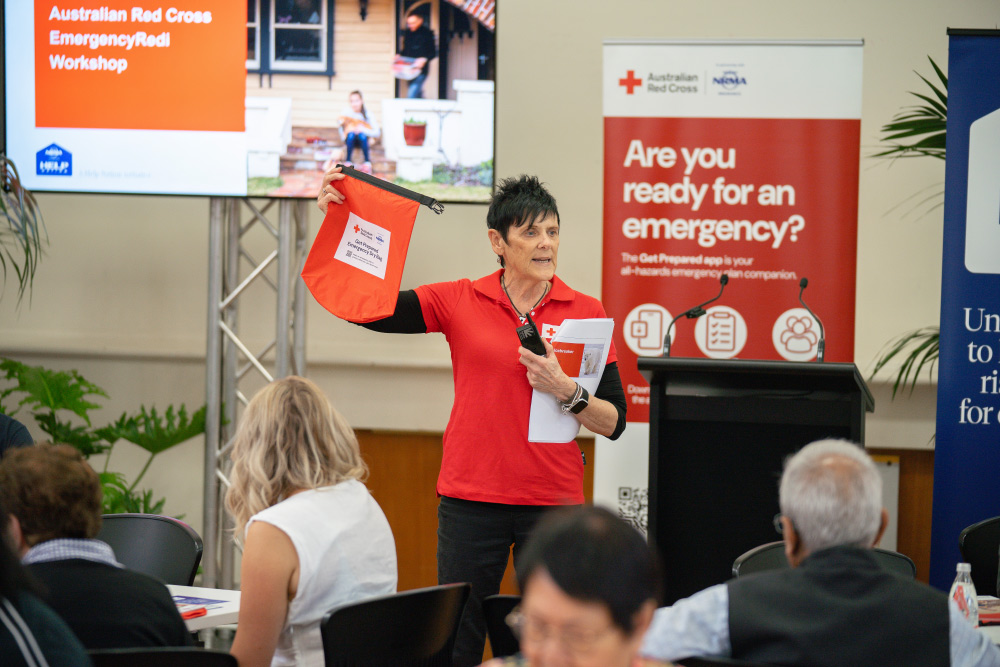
[640,438,1000,667]
[0,444,191,649]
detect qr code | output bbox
[617,486,648,535]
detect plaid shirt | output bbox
[22,538,122,568]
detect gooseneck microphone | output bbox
[663,274,729,357]
[798,277,825,362]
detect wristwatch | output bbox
[560,383,590,415]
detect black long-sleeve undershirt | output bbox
[356,290,628,439]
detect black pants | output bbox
[437,496,553,667]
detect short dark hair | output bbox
[487,175,560,262]
[516,505,662,633]
[0,444,103,546]
[0,494,39,600]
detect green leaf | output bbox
[93,412,132,444]
[100,471,132,514]
[0,154,48,306]
[928,55,948,90]
[870,327,940,398]
[100,473,167,515]
[104,403,207,455]
[0,358,106,424]
[915,72,947,108]
[910,91,946,116]
[871,57,947,164]
[33,413,110,457]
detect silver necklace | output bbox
[501,275,548,321]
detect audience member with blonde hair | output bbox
[226,376,397,667]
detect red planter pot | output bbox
[403,123,427,146]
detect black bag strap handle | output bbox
[336,163,445,214]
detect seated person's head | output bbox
[225,375,367,539]
[778,438,889,566]
[405,13,424,30]
[0,494,38,600]
[0,444,102,554]
[512,505,661,667]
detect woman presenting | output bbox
[318,169,626,667]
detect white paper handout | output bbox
[333,211,392,279]
[528,318,614,443]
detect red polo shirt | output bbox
[415,270,617,505]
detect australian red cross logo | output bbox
[619,70,642,95]
[353,224,360,233]
[545,326,558,337]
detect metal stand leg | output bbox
[203,197,310,590]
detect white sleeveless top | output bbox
[247,478,398,667]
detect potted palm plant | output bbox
[1,153,47,305]
[870,57,946,397]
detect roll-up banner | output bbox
[597,40,863,526]
[929,30,1000,590]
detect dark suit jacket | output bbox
[728,546,950,667]
[26,558,192,650]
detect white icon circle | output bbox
[623,303,673,357]
[772,308,820,361]
[693,306,747,359]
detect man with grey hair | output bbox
[640,439,1000,667]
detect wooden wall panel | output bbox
[357,429,443,592]
[360,432,937,589]
[869,447,935,583]
[357,430,595,593]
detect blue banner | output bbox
[930,30,1000,590]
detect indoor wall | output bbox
[2,0,997,579]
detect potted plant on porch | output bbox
[403,117,427,146]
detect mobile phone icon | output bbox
[635,309,663,350]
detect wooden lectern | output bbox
[638,357,874,604]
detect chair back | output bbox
[321,582,470,667]
[88,647,237,666]
[732,541,916,579]
[731,542,787,578]
[959,516,1000,597]
[482,594,520,659]
[97,513,203,586]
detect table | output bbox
[167,584,241,632]
[978,595,1000,645]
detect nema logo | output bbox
[713,70,747,91]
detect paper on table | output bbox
[979,596,1000,625]
[528,318,614,443]
[172,595,227,606]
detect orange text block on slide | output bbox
[35,2,246,131]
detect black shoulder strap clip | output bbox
[337,163,445,214]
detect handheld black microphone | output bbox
[798,277,825,362]
[663,274,729,357]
